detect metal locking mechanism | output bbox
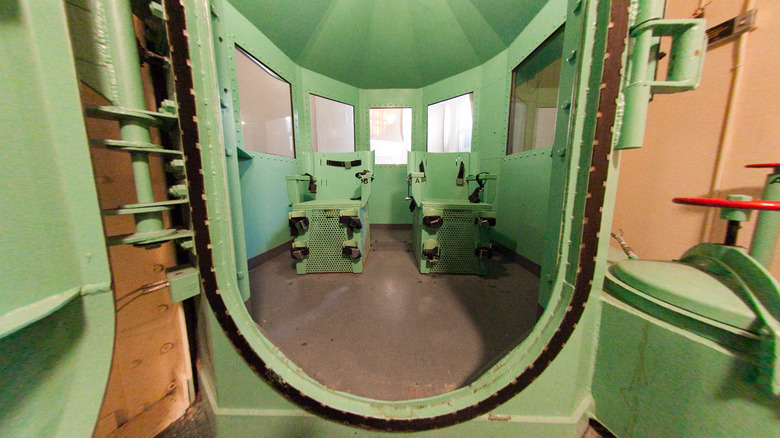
[615,2,707,150]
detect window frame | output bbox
[506,27,565,155]
[308,93,356,153]
[369,106,413,165]
[426,92,474,154]
[233,44,297,158]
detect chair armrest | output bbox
[465,173,497,182]
[359,178,372,207]
[285,174,316,204]
[408,172,425,202]
[466,173,498,204]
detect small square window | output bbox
[369,108,412,165]
[309,94,355,153]
[427,93,473,153]
[234,46,295,158]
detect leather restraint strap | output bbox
[456,161,465,186]
[326,159,362,169]
[304,173,317,193]
[468,172,488,203]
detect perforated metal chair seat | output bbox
[292,199,362,210]
[418,199,494,211]
[406,152,498,276]
[286,151,374,274]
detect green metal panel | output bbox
[295,151,375,201]
[406,152,496,274]
[408,151,478,199]
[594,294,780,438]
[0,0,113,435]
[750,165,780,268]
[412,204,493,275]
[202,304,598,436]
[216,2,302,266]
[291,204,369,274]
[210,0,251,300]
[538,0,612,308]
[370,165,413,224]
[238,154,298,258]
[494,149,553,264]
[610,259,759,331]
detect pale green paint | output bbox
[680,243,780,394]
[286,152,374,274]
[0,296,115,437]
[227,0,549,89]
[494,149,553,264]
[238,153,297,259]
[0,0,113,435]
[406,152,496,274]
[201,302,597,436]
[610,259,759,331]
[210,0,251,299]
[750,166,780,268]
[538,0,613,307]
[217,0,567,235]
[190,0,620,425]
[370,165,413,224]
[594,293,780,438]
[291,152,375,202]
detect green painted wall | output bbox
[494,151,553,262]
[237,154,297,257]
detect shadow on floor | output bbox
[246,228,540,401]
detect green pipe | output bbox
[750,166,780,268]
[614,0,663,150]
[103,0,163,234]
[615,27,656,150]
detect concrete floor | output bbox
[247,228,540,401]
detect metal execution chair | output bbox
[407,151,497,275]
[285,151,375,274]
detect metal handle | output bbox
[673,197,780,211]
[615,19,707,150]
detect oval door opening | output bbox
[186,0,630,431]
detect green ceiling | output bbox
[228,0,548,89]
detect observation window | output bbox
[309,94,355,153]
[427,93,473,153]
[369,108,412,165]
[507,28,564,154]
[234,46,295,158]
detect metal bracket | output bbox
[708,9,758,48]
[615,17,706,150]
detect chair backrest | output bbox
[407,151,480,200]
[300,151,375,201]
